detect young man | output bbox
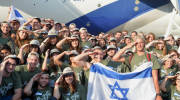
[24,72,53,100]
[0,22,15,53]
[0,44,12,63]
[112,36,162,100]
[0,55,22,100]
[15,52,41,87]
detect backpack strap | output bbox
[146,53,151,61]
[129,54,134,64]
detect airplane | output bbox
[0,0,180,37]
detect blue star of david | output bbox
[108,81,129,100]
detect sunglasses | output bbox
[6,62,16,67]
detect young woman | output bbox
[53,67,85,100]
[166,35,178,52]
[149,40,167,58]
[15,27,32,54]
[56,35,82,53]
[161,73,180,100]
[17,40,42,64]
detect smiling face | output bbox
[71,39,79,48]
[31,18,41,30]
[27,55,39,71]
[107,49,116,57]
[64,73,74,85]
[49,37,58,45]
[1,23,11,35]
[38,74,49,88]
[135,38,145,52]
[18,30,28,40]
[167,35,175,46]
[164,58,173,68]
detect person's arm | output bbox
[40,38,49,53]
[53,75,62,100]
[42,49,49,71]
[72,52,92,70]
[54,51,71,67]
[12,88,22,100]
[23,18,32,26]
[145,40,158,49]
[56,37,69,50]
[112,42,136,62]
[24,73,41,96]
[17,44,29,64]
[160,75,176,92]
[0,60,8,85]
[152,69,162,100]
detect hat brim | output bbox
[48,35,57,38]
[63,72,74,76]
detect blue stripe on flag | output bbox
[179,0,180,11]
[67,0,170,35]
[14,9,23,18]
[90,63,152,80]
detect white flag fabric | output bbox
[8,5,26,25]
[87,62,156,100]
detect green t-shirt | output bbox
[59,83,86,100]
[125,53,161,71]
[0,72,22,96]
[170,85,180,100]
[152,48,163,56]
[32,86,53,100]
[101,58,123,72]
[72,67,84,82]
[15,65,41,86]
[80,41,91,49]
[0,37,16,53]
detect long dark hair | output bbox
[60,73,78,94]
[69,39,82,53]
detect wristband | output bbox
[156,93,161,96]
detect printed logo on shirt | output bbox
[0,83,13,96]
[36,90,52,100]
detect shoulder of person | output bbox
[15,64,27,71]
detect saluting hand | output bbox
[55,74,63,87]
[0,60,9,71]
[20,44,29,50]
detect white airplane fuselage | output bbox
[0,0,180,36]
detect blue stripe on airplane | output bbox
[67,0,170,35]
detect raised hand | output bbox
[20,44,29,50]
[0,60,9,72]
[32,73,42,82]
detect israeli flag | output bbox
[8,5,26,25]
[87,62,156,100]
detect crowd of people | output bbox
[0,17,180,100]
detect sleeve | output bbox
[151,55,161,70]
[12,72,22,89]
[15,65,21,72]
